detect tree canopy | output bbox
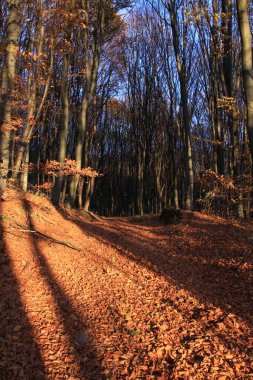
[0,0,252,217]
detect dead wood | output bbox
[13,222,82,251]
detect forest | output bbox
[0,0,252,217]
[0,1,253,379]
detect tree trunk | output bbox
[68,0,105,208]
[20,144,29,191]
[84,177,95,211]
[52,37,71,205]
[236,0,253,171]
[12,1,47,180]
[0,1,21,194]
[169,0,193,209]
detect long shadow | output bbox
[58,208,253,351]
[0,202,46,379]
[21,198,104,380]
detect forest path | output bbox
[0,189,253,380]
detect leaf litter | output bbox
[0,189,252,379]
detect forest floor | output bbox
[0,189,253,380]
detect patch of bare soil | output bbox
[0,189,253,379]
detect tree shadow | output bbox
[3,197,103,380]
[20,197,104,380]
[57,208,253,354]
[0,202,45,379]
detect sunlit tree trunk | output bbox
[237,0,253,170]
[12,0,46,179]
[20,143,29,191]
[0,0,20,194]
[83,176,95,211]
[83,97,97,211]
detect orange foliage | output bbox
[199,169,253,196]
[34,181,53,194]
[1,117,23,132]
[43,159,99,178]
[197,170,253,217]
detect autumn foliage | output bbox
[43,159,99,178]
[197,170,253,217]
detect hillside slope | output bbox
[0,189,253,379]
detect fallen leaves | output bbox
[0,189,253,379]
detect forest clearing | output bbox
[0,188,253,379]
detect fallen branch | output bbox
[14,222,82,251]
[2,229,26,238]
[36,231,82,251]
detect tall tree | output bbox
[0,0,21,194]
[237,0,253,170]
[51,1,75,205]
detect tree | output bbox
[51,0,75,205]
[237,0,253,171]
[0,0,251,218]
[0,0,21,194]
